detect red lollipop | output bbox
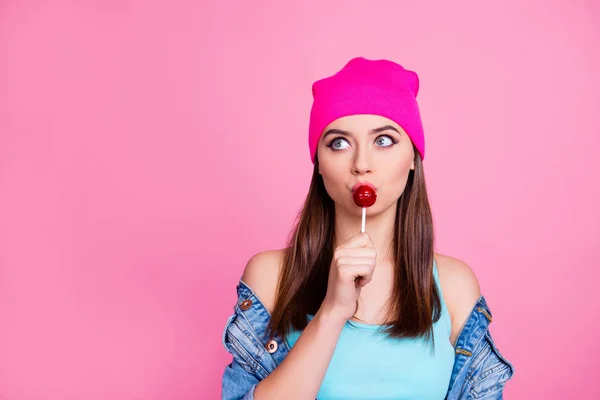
[352,184,377,232]
[352,184,377,208]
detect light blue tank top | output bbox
[285,260,455,400]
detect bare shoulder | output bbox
[434,253,482,344]
[241,249,285,314]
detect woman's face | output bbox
[316,114,415,216]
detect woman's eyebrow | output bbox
[372,125,400,134]
[323,125,400,138]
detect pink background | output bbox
[1,1,599,399]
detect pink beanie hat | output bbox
[308,57,425,163]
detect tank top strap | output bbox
[433,257,443,286]
[432,257,452,337]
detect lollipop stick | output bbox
[361,207,366,233]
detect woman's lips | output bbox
[352,181,376,192]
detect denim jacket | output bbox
[221,280,515,400]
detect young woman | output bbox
[221,57,514,400]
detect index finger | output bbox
[340,232,374,249]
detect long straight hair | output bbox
[268,145,441,341]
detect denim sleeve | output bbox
[221,314,261,400]
[222,358,258,400]
[465,330,515,399]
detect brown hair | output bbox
[268,144,441,341]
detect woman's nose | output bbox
[351,148,372,175]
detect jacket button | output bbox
[240,299,252,310]
[266,340,278,353]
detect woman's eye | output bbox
[329,138,350,149]
[375,135,395,147]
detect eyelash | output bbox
[326,135,398,149]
